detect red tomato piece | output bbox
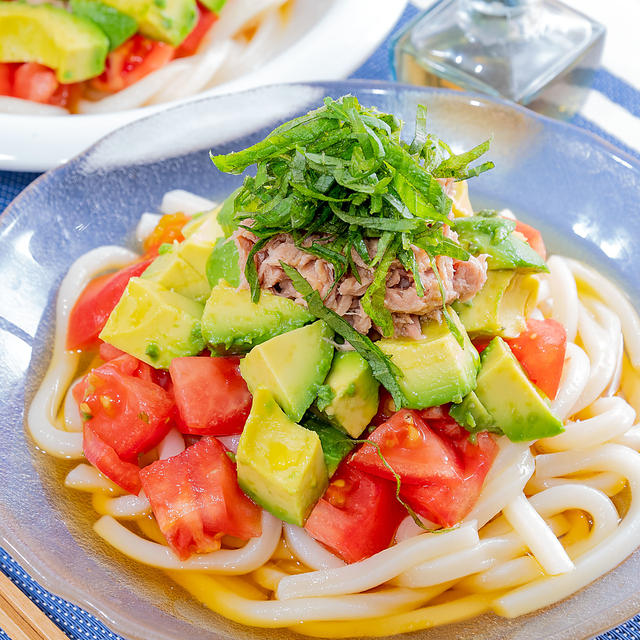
[13,63,58,103]
[471,337,491,354]
[66,258,152,351]
[99,343,127,362]
[139,436,262,559]
[305,465,405,563]
[175,3,218,58]
[90,35,175,93]
[506,318,567,400]
[515,220,547,260]
[400,418,498,528]
[142,212,190,256]
[170,356,252,436]
[83,425,142,494]
[0,63,14,95]
[349,409,462,485]
[78,355,174,461]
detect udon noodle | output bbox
[27,189,640,636]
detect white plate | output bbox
[0,0,407,172]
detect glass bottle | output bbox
[392,0,605,120]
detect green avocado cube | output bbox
[315,351,380,438]
[69,0,138,50]
[142,250,211,302]
[100,277,204,369]
[378,307,479,409]
[236,388,329,526]
[453,270,540,339]
[474,337,564,441]
[177,214,224,276]
[0,2,109,82]
[240,320,335,423]
[449,391,500,436]
[202,282,314,353]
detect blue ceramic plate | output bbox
[2,81,640,640]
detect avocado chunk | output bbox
[449,391,500,437]
[142,249,211,302]
[455,216,547,272]
[0,2,109,82]
[240,320,335,422]
[99,0,197,45]
[206,238,240,288]
[202,282,314,353]
[69,0,138,50]
[181,206,220,238]
[315,351,379,438]
[177,214,224,276]
[199,0,227,12]
[302,415,355,477]
[453,270,540,339]
[236,388,328,526]
[473,337,563,441]
[100,277,204,369]
[378,308,479,409]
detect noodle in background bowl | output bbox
[2,81,640,640]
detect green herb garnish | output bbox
[210,96,493,327]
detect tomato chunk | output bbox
[143,212,191,256]
[305,465,405,563]
[83,425,142,494]
[170,356,252,436]
[506,318,567,400]
[66,258,152,351]
[400,418,498,528]
[140,437,262,559]
[77,355,174,461]
[349,409,462,484]
[13,63,58,103]
[91,35,175,93]
[515,220,546,260]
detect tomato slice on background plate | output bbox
[304,464,406,563]
[170,356,252,436]
[83,425,142,494]
[349,409,462,485]
[140,436,262,559]
[66,258,152,351]
[76,354,174,461]
[90,34,175,93]
[400,418,498,528]
[175,3,218,57]
[506,318,567,400]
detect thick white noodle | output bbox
[94,510,281,572]
[160,190,216,216]
[565,258,640,367]
[394,515,438,542]
[275,524,478,600]
[539,396,635,452]
[571,303,619,413]
[0,96,67,115]
[502,494,574,575]
[551,343,590,421]
[76,60,191,114]
[157,428,186,460]
[94,492,151,519]
[495,445,640,617]
[27,246,139,458]
[465,444,535,528]
[65,464,121,494]
[135,213,162,243]
[283,524,345,570]
[616,424,640,450]
[547,256,579,342]
[217,435,240,454]
[63,377,84,432]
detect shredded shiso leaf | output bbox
[210,95,494,406]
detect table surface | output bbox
[2,2,640,639]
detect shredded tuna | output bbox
[233,226,487,339]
